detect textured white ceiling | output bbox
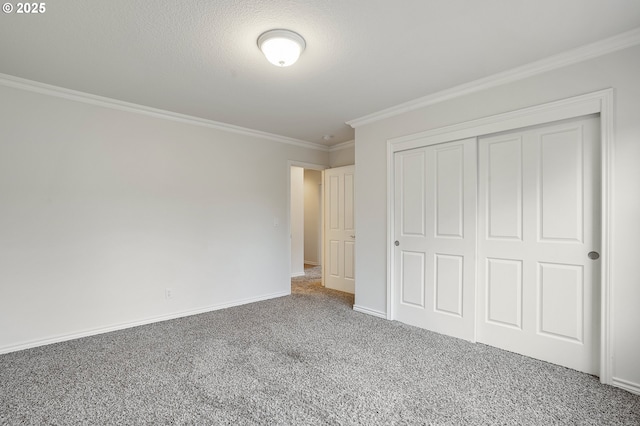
[1,0,639,146]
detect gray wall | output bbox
[329,142,355,167]
[290,166,305,276]
[304,169,322,265]
[0,83,328,352]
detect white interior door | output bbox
[477,115,600,374]
[324,165,355,293]
[393,138,476,341]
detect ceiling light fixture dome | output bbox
[257,29,306,67]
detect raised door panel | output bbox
[399,151,426,237]
[486,137,523,241]
[434,254,463,317]
[435,146,464,239]
[344,173,355,231]
[329,175,340,230]
[344,241,355,280]
[486,258,523,329]
[539,127,584,242]
[401,251,425,307]
[329,240,339,277]
[538,262,584,342]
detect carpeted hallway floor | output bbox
[1,268,638,425]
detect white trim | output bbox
[389,90,605,151]
[321,169,326,288]
[386,89,614,385]
[599,88,615,385]
[303,260,320,266]
[329,140,355,152]
[386,134,395,320]
[0,291,289,355]
[0,72,329,152]
[347,28,640,128]
[353,305,387,319]
[611,377,640,396]
[290,272,306,278]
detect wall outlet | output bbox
[165,288,173,299]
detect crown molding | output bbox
[347,27,640,128]
[329,139,355,152]
[0,73,329,152]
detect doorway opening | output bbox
[290,164,325,292]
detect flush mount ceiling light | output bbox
[257,29,306,67]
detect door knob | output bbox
[588,251,600,260]
[350,235,356,239]
[395,240,399,246]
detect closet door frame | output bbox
[386,89,614,385]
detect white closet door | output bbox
[393,138,476,341]
[477,115,600,374]
[324,165,355,293]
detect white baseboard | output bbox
[353,304,387,319]
[290,271,306,278]
[303,260,320,266]
[612,377,640,396]
[0,290,289,355]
